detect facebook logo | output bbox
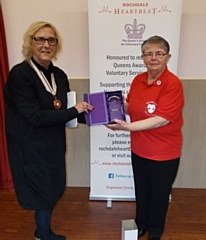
[108,173,114,179]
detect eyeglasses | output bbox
[143,52,168,59]
[33,37,58,46]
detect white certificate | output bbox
[66,91,78,128]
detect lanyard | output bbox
[29,60,61,109]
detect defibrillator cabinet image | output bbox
[83,90,126,126]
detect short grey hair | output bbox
[141,35,170,54]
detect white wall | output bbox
[178,1,206,79]
[1,0,89,78]
[1,0,206,79]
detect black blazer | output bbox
[4,60,80,210]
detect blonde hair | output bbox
[22,21,62,60]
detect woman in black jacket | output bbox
[4,21,93,240]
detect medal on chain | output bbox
[29,60,61,109]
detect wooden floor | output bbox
[0,187,206,240]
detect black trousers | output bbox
[132,152,180,237]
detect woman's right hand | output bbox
[74,102,93,113]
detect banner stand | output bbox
[88,0,183,203]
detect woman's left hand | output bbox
[105,119,128,131]
[74,102,93,113]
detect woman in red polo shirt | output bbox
[106,35,184,240]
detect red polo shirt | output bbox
[127,67,184,161]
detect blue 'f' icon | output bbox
[108,173,114,179]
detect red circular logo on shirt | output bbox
[145,101,157,115]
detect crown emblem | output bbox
[125,19,146,39]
